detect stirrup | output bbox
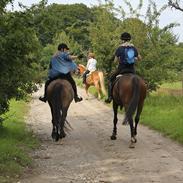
[39,96,47,103]
[74,96,83,103]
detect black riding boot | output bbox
[105,82,112,103]
[66,74,83,103]
[82,70,90,84]
[39,79,51,103]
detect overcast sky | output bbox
[7,0,183,42]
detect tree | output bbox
[28,2,93,47]
[89,2,120,75]
[168,0,183,12]
[0,9,42,116]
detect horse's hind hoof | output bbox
[52,132,59,142]
[129,142,135,148]
[60,132,66,139]
[111,135,117,140]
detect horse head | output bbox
[77,64,86,75]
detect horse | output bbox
[111,74,147,148]
[77,64,107,99]
[47,79,74,141]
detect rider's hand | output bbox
[78,53,84,59]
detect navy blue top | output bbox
[115,45,138,71]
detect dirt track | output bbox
[20,87,183,183]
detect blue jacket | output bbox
[48,52,77,78]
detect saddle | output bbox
[114,73,134,86]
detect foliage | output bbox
[168,0,183,12]
[0,0,13,13]
[0,7,42,115]
[89,2,120,75]
[0,99,39,182]
[28,2,94,47]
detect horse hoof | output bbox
[122,121,128,125]
[111,135,117,140]
[129,142,135,148]
[55,136,59,142]
[60,132,66,139]
[131,137,137,143]
[52,132,59,141]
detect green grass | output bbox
[0,99,39,183]
[141,95,183,143]
[160,81,182,89]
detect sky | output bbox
[7,0,183,42]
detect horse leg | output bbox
[111,102,118,140]
[59,108,68,139]
[85,84,90,99]
[128,117,136,148]
[49,101,60,141]
[94,82,101,99]
[134,102,144,137]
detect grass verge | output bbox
[160,81,182,89]
[0,99,39,183]
[141,95,183,143]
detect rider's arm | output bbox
[134,47,142,61]
[114,56,119,63]
[69,55,78,60]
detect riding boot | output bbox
[83,76,86,84]
[39,79,50,103]
[67,74,83,103]
[73,85,83,103]
[105,82,112,103]
[83,70,90,84]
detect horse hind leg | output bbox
[111,102,118,140]
[49,102,60,141]
[93,81,101,99]
[128,116,137,148]
[134,102,144,136]
[59,108,68,139]
[85,84,90,99]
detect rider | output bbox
[82,52,97,84]
[105,32,141,103]
[39,43,83,103]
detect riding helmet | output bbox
[120,32,131,41]
[58,43,69,50]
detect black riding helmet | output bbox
[120,32,131,41]
[58,43,69,51]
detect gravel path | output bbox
[20,87,183,183]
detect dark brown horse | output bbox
[47,79,74,141]
[111,74,147,148]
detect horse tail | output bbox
[51,84,63,126]
[98,72,107,96]
[125,75,140,121]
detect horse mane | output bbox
[78,64,86,69]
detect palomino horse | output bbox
[77,64,106,99]
[47,79,74,141]
[111,74,147,148]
